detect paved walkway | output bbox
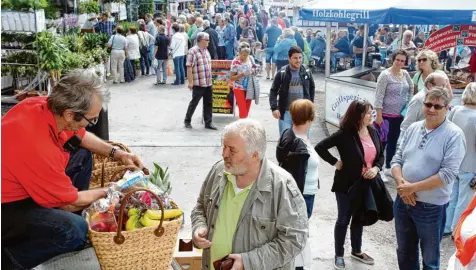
[35,72,456,269]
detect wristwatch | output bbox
[109,146,119,161]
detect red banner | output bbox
[424,25,476,53]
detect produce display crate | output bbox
[174,239,203,270]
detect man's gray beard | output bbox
[225,166,248,176]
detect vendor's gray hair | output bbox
[283,29,295,38]
[196,32,210,42]
[425,86,451,106]
[223,119,267,160]
[47,69,110,115]
[203,20,210,28]
[462,82,476,105]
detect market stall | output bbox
[299,0,476,126]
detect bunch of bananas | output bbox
[126,208,183,230]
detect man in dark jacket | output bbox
[202,20,219,59]
[269,46,315,135]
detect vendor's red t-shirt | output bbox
[1,97,86,208]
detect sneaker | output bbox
[334,256,345,269]
[380,171,389,183]
[351,252,374,265]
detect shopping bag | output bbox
[152,59,158,68]
[294,237,312,267]
[167,61,173,76]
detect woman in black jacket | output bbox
[315,100,384,269]
[276,99,319,270]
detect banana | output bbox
[125,214,143,231]
[139,215,161,227]
[144,209,183,220]
[128,208,141,217]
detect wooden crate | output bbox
[173,239,202,270]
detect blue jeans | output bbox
[382,116,403,169]
[140,50,150,75]
[173,56,185,84]
[1,149,92,269]
[334,192,363,257]
[225,40,234,60]
[278,111,310,138]
[149,45,155,74]
[354,57,362,67]
[444,171,476,233]
[331,52,348,69]
[303,194,315,219]
[394,196,447,270]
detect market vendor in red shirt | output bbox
[1,70,144,269]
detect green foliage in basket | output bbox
[149,162,172,196]
[63,34,84,53]
[79,0,100,14]
[83,33,109,50]
[138,0,154,18]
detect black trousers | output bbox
[184,86,213,125]
[217,46,226,60]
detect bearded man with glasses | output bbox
[390,86,467,270]
[1,70,144,269]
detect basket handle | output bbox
[113,188,165,245]
[100,164,150,187]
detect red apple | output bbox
[109,224,118,232]
[92,222,108,232]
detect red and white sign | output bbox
[424,24,476,53]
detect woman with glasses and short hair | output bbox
[230,42,256,118]
[412,49,446,93]
[374,49,414,181]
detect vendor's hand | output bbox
[397,180,416,197]
[362,167,379,179]
[272,110,281,119]
[335,160,343,170]
[228,254,244,270]
[193,227,212,249]
[115,150,144,169]
[401,193,417,206]
[375,115,383,125]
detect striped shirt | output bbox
[186,46,212,87]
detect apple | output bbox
[92,222,108,232]
[109,224,118,232]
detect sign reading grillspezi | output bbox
[424,25,476,53]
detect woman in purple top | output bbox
[374,49,413,177]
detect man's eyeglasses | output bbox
[417,58,428,63]
[78,113,99,126]
[423,102,446,110]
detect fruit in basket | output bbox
[149,162,172,196]
[126,208,145,231]
[144,209,183,221]
[109,224,118,232]
[92,222,109,232]
[139,215,161,227]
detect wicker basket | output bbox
[90,142,131,189]
[88,187,182,270]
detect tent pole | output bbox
[451,45,457,75]
[398,25,403,49]
[363,24,368,69]
[325,22,332,78]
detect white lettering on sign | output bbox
[312,9,370,22]
[472,11,476,22]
